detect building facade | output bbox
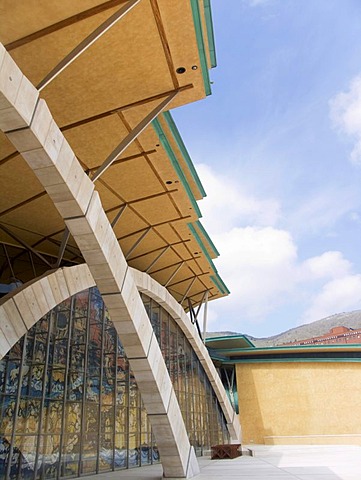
[206,335,361,447]
[282,326,361,346]
[0,1,241,478]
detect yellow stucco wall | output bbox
[236,362,361,445]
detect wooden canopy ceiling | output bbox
[0,0,229,308]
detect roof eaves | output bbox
[203,0,217,68]
[190,0,212,96]
[162,111,207,198]
[152,118,202,218]
[194,220,219,257]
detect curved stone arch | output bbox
[131,267,242,442]
[0,264,241,444]
[0,48,239,477]
[0,264,95,360]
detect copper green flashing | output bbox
[188,223,229,295]
[163,111,206,198]
[206,334,256,348]
[211,274,230,295]
[188,222,213,264]
[190,0,212,96]
[195,220,219,256]
[204,0,217,67]
[227,357,361,364]
[152,118,202,218]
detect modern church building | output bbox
[0,1,241,479]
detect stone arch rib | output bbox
[0,44,199,478]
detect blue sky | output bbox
[173,0,361,337]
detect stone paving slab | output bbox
[82,445,361,480]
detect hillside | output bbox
[207,310,361,347]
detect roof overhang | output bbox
[0,0,228,308]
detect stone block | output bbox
[0,52,39,131]
[38,277,57,311]
[10,99,53,156]
[47,269,70,305]
[46,159,93,219]
[0,328,11,360]
[43,118,64,162]
[0,301,26,346]
[1,298,27,337]
[81,248,108,267]
[186,447,200,478]
[129,336,173,414]
[116,327,152,359]
[29,281,55,315]
[66,217,94,238]
[87,262,114,281]
[13,290,38,329]
[63,264,94,296]
[0,50,22,110]
[0,43,5,69]
[13,74,39,127]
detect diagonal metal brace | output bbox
[52,227,70,268]
[0,224,52,268]
[37,0,141,91]
[91,90,178,182]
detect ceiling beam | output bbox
[60,84,193,131]
[52,228,71,268]
[0,151,19,167]
[87,150,156,174]
[129,239,190,263]
[0,192,47,218]
[106,189,178,217]
[91,90,178,182]
[116,215,191,242]
[150,0,178,90]
[165,261,185,287]
[125,227,152,260]
[0,224,52,268]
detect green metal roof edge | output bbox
[188,223,230,295]
[220,343,361,354]
[211,273,230,295]
[195,220,219,256]
[203,0,217,67]
[162,111,207,198]
[188,222,213,264]
[231,357,361,364]
[190,0,212,96]
[205,334,256,348]
[152,119,202,218]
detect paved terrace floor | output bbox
[88,445,361,480]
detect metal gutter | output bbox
[162,111,207,198]
[190,0,212,96]
[152,118,202,218]
[203,0,217,67]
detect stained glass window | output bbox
[0,287,229,479]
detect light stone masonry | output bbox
[0,44,199,478]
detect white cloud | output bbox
[209,226,297,321]
[301,275,361,324]
[330,74,361,166]
[197,163,361,332]
[197,163,281,234]
[300,251,352,280]
[248,0,271,6]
